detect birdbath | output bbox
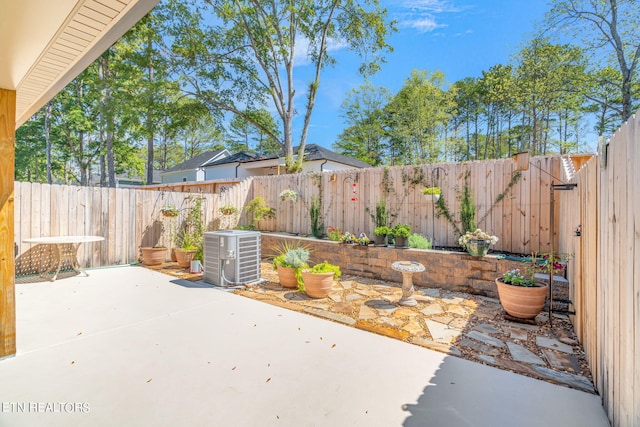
[391,261,425,307]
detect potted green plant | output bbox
[392,224,411,248]
[160,205,180,217]
[340,232,355,244]
[272,241,311,289]
[279,189,298,203]
[496,253,567,319]
[357,235,370,246]
[175,196,205,268]
[301,261,341,298]
[326,226,343,242]
[421,187,441,202]
[219,205,239,216]
[373,225,392,246]
[458,228,499,256]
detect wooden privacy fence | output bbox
[13,179,252,274]
[250,156,564,254]
[558,114,640,426]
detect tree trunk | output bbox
[44,101,53,184]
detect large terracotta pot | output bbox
[277,266,298,288]
[175,249,197,268]
[141,247,166,266]
[496,278,548,319]
[301,271,335,298]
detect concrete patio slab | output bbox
[0,266,610,426]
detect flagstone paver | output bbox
[507,342,546,365]
[542,349,583,372]
[420,304,444,316]
[473,323,502,335]
[536,336,575,354]
[467,330,506,348]
[503,325,529,341]
[458,338,502,357]
[147,261,595,394]
[425,319,464,344]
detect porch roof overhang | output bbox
[0,0,160,128]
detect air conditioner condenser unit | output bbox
[203,230,261,287]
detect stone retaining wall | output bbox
[261,233,569,300]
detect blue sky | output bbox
[297,0,551,150]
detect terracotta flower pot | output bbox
[277,266,298,288]
[301,271,335,298]
[175,249,197,268]
[496,278,548,319]
[141,247,166,266]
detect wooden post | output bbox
[0,88,16,357]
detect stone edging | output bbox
[261,233,568,300]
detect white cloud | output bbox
[401,0,461,13]
[392,0,468,34]
[401,17,445,33]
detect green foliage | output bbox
[165,0,395,173]
[385,70,456,165]
[310,196,324,238]
[308,261,342,280]
[326,226,343,242]
[176,196,205,250]
[244,197,275,229]
[374,226,392,236]
[459,175,477,235]
[409,233,433,250]
[392,224,411,238]
[421,187,441,195]
[219,205,239,216]
[283,248,311,269]
[333,82,391,166]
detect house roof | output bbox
[301,144,370,168]
[203,151,267,167]
[3,0,160,128]
[163,150,228,174]
[204,144,370,168]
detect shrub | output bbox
[409,233,432,249]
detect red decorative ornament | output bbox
[351,197,359,202]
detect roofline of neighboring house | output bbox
[161,149,231,175]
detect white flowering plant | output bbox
[279,189,298,203]
[458,228,499,248]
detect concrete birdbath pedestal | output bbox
[391,261,425,307]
